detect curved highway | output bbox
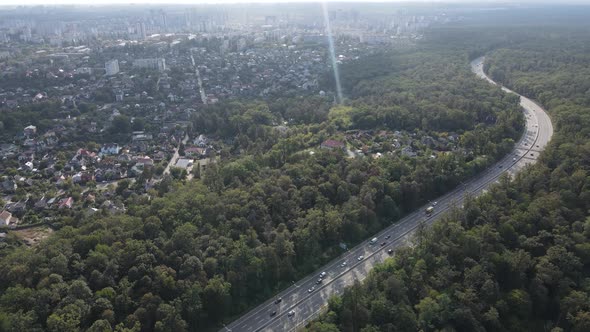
[221,56,553,332]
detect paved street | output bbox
[163,133,189,175]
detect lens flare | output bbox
[322,1,343,104]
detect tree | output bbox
[154,303,187,332]
[169,167,187,181]
[87,319,113,332]
[0,310,39,332]
[180,284,202,327]
[111,115,131,135]
[306,322,340,332]
[132,118,146,132]
[116,179,131,196]
[154,164,165,177]
[202,276,231,322]
[46,303,84,332]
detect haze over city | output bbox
[4,0,590,5]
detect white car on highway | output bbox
[357,255,364,261]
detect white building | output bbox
[133,58,166,72]
[137,22,147,40]
[100,143,121,156]
[24,125,37,137]
[175,158,193,169]
[105,59,119,76]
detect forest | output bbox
[304,28,590,332]
[0,29,526,331]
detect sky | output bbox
[2,0,590,5]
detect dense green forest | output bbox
[305,30,590,332]
[0,33,525,331]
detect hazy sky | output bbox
[3,0,590,5]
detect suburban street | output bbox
[190,49,208,105]
[221,56,554,332]
[163,133,189,175]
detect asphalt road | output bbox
[221,56,554,332]
[163,133,189,175]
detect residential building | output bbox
[1,179,17,193]
[137,22,147,40]
[24,125,37,137]
[59,197,74,209]
[135,156,154,167]
[401,146,417,157]
[175,158,193,169]
[0,210,12,226]
[105,59,119,76]
[194,134,208,147]
[100,143,121,156]
[320,139,346,150]
[133,58,166,72]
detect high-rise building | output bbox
[21,26,32,42]
[160,10,167,30]
[133,58,166,72]
[220,39,230,54]
[137,22,147,40]
[105,59,119,76]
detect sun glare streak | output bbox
[322,1,343,104]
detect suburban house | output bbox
[135,156,154,167]
[72,172,94,184]
[1,179,17,193]
[24,125,37,137]
[401,146,417,157]
[59,197,74,209]
[175,158,193,169]
[194,134,208,147]
[320,139,346,150]
[185,146,214,159]
[0,210,13,226]
[100,143,121,156]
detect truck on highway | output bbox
[425,206,434,216]
[370,237,378,244]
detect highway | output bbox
[221,56,554,332]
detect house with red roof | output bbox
[320,139,346,150]
[59,197,74,209]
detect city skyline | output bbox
[3,0,590,6]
